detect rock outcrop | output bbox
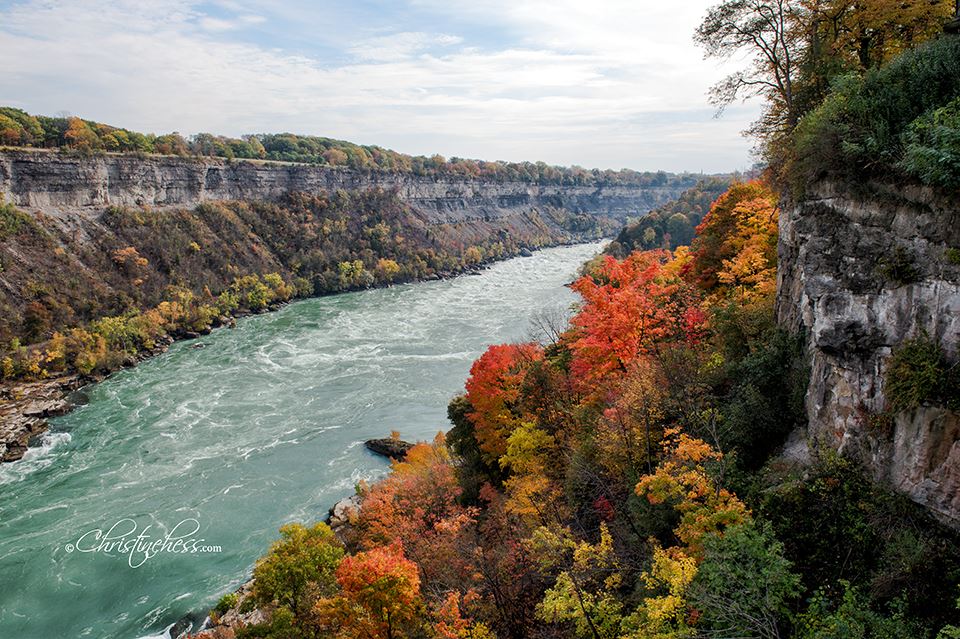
[0,149,690,224]
[0,375,84,462]
[777,182,960,524]
[364,437,414,460]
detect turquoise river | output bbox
[0,241,604,639]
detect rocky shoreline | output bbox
[0,333,178,463]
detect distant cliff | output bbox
[778,182,960,524]
[0,149,690,224]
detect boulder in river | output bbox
[327,494,362,532]
[364,438,414,459]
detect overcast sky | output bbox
[0,0,761,173]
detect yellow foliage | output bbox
[636,429,749,558]
[626,545,697,637]
[500,422,560,520]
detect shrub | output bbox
[795,581,921,639]
[885,333,959,412]
[761,451,960,630]
[230,274,273,310]
[878,246,920,286]
[790,37,960,190]
[0,201,32,240]
[214,592,239,616]
[900,97,960,189]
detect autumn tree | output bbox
[357,435,480,594]
[689,179,778,300]
[623,544,698,637]
[568,252,704,390]
[532,524,626,639]
[801,0,954,76]
[317,542,424,639]
[696,0,954,145]
[153,132,189,155]
[696,0,804,133]
[500,422,562,522]
[64,117,101,151]
[323,148,349,166]
[635,429,749,558]
[464,343,543,464]
[251,522,345,617]
[471,485,547,638]
[595,358,668,478]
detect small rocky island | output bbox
[363,437,414,459]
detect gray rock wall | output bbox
[777,182,960,524]
[0,150,687,224]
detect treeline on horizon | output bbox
[0,106,696,188]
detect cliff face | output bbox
[0,150,687,224]
[777,182,960,524]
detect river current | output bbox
[0,241,603,639]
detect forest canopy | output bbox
[0,106,698,188]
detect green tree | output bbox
[795,581,921,639]
[688,521,800,639]
[252,522,344,616]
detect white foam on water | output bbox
[0,432,72,485]
[135,622,174,639]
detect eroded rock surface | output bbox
[0,150,689,224]
[0,375,84,462]
[777,182,960,524]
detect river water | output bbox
[0,241,603,639]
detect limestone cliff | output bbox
[0,149,688,224]
[777,182,960,524]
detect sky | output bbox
[0,0,762,173]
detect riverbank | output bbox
[0,239,597,466]
[0,334,175,462]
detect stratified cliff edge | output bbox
[0,149,687,223]
[777,182,960,524]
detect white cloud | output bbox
[0,0,761,172]
[349,31,464,62]
[199,13,265,31]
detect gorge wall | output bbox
[0,149,688,224]
[777,182,960,525]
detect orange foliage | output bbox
[568,251,705,389]
[358,435,480,593]
[464,343,543,463]
[690,180,778,301]
[319,541,423,639]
